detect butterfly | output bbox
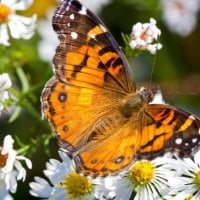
[41,0,200,177]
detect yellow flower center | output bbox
[129,161,155,185]
[0,4,12,23]
[194,170,200,189]
[60,171,93,199]
[0,147,8,168]
[185,195,193,200]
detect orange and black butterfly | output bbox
[41,0,200,177]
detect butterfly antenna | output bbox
[164,91,200,97]
[149,38,161,85]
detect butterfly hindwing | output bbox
[136,104,200,159]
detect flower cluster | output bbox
[0,135,32,200]
[129,18,162,54]
[29,149,200,200]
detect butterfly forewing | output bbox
[52,0,135,93]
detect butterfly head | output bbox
[139,87,156,103]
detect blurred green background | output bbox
[0,0,200,199]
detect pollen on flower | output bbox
[185,195,193,200]
[0,4,12,23]
[129,161,155,185]
[60,171,93,199]
[0,147,8,168]
[194,170,200,189]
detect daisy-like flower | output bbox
[0,0,37,46]
[168,150,200,199]
[161,0,200,36]
[29,150,104,200]
[129,18,162,54]
[0,135,32,199]
[103,157,172,200]
[0,73,12,114]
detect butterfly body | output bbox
[41,0,200,177]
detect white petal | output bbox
[14,160,26,181]
[29,177,53,198]
[5,171,17,193]
[150,90,166,104]
[11,0,33,10]
[16,155,32,169]
[0,24,10,46]
[0,91,9,103]
[44,161,68,184]
[0,73,12,91]
[1,0,17,7]
[129,40,137,49]
[0,181,14,200]
[8,14,36,39]
[2,135,14,155]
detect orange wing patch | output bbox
[87,25,105,41]
[75,127,138,177]
[42,77,102,150]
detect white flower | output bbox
[0,135,32,198]
[103,157,172,200]
[129,18,162,54]
[0,0,37,46]
[29,150,105,200]
[0,73,12,114]
[37,9,59,63]
[167,150,200,199]
[161,0,200,36]
[80,0,110,13]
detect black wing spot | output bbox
[115,156,125,164]
[112,57,122,68]
[62,125,68,132]
[91,159,98,164]
[49,105,56,115]
[58,92,67,102]
[101,167,109,172]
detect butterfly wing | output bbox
[52,0,135,92]
[136,104,200,159]
[41,0,135,163]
